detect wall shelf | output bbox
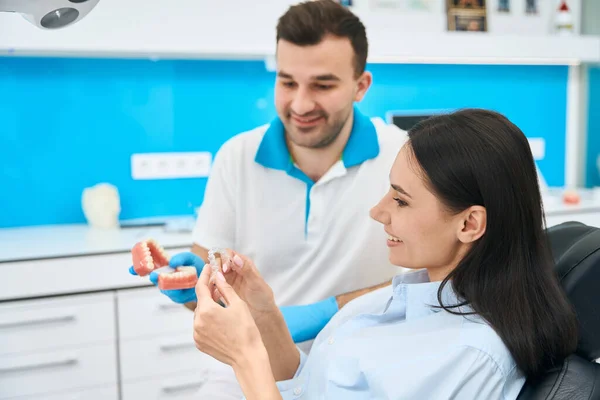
[1,0,599,66]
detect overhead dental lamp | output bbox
[0,0,100,29]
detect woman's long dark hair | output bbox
[408,109,578,378]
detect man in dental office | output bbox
[130,0,407,397]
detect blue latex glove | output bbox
[128,252,205,304]
[280,296,339,343]
[128,251,339,341]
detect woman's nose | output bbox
[370,203,389,225]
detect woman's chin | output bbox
[389,254,411,270]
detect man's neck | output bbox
[287,114,354,182]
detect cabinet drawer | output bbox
[14,385,118,400]
[120,333,211,381]
[0,252,152,302]
[0,343,117,399]
[0,292,115,356]
[122,370,210,400]
[117,287,194,339]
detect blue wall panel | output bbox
[0,57,568,228]
[587,67,600,188]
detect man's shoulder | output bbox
[371,117,409,147]
[366,117,408,165]
[218,123,270,156]
[208,123,273,176]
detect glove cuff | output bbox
[318,296,339,319]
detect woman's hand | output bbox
[193,265,264,367]
[193,266,283,400]
[219,251,279,323]
[216,251,301,382]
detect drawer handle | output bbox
[159,342,196,352]
[158,303,184,311]
[0,358,78,374]
[0,315,76,329]
[161,381,205,394]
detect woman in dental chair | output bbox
[192,108,579,399]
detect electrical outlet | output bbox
[528,138,545,160]
[131,152,212,180]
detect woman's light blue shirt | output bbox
[275,269,526,399]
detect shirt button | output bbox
[328,336,335,345]
[293,387,303,396]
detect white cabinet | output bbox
[0,344,119,399]
[122,370,210,399]
[0,293,118,399]
[117,287,213,399]
[0,224,203,399]
[0,275,212,400]
[120,334,208,381]
[0,293,115,356]
[0,214,596,399]
[0,251,150,302]
[14,386,118,400]
[117,286,196,339]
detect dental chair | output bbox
[518,221,600,400]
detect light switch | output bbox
[131,152,212,180]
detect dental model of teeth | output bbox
[131,239,197,290]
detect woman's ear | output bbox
[457,206,486,244]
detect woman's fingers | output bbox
[195,264,214,307]
[229,252,259,278]
[212,286,226,306]
[213,271,240,307]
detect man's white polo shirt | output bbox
[192,107,408,306]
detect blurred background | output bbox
[1,0,599,228]
[0,1,599,399]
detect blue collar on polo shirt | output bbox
[254,105,380,235]
[254,105,380,176]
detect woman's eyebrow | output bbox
[391,184,412,199]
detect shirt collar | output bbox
[391,269,471,320]
[254,105,380,171]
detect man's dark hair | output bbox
[276,0,368,78]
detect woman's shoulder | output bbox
[456,313,520,379]
[423,312,526,399]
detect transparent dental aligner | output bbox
[207,247,230,307]
[207,247,231,279]
[207,248,221,278]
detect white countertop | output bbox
[0,191,598,264]
[541,189,600,215]
[0,217,196,263]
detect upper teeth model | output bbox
[131,239,197,290]
[131,239,170,276]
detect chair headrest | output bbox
[546,221,600,361]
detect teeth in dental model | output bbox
[131,238,171,276]
[146,238,170,260]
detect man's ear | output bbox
[354,71,372,102]
[457,205,486,244]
